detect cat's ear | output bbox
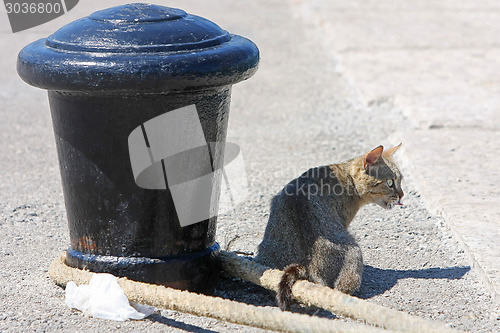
[383,143,402,159]
[363,145,384,170]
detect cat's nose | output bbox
[396,192,404,206]
[395,189,404,206]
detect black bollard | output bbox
[17,3,259,291]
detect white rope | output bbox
[218,251,461,333]
[49,251,462,332]
[49,253,385,333]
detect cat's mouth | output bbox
[386,197,403,209]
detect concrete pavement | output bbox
[296,0,500,311]
[0,0,499,331]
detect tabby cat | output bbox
[255,144,404,310]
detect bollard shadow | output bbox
[148,313,219,333]
[211,275,277,308]
[358,265,471,299]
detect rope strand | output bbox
[49,251,462,333]
[217,251,461,333]
[49,253,383,333]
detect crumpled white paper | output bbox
[65,273,155,321]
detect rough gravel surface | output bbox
[1,0,499,332]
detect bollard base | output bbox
[65,243,220,292]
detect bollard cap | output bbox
[17,3,259,93]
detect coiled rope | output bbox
[49,251,460,333]
[218,251,459,333]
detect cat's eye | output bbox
[386,179,394,188]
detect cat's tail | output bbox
[277,264,307,310]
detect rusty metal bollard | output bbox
[17,3,259,291]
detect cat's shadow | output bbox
[357,265,471,299]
